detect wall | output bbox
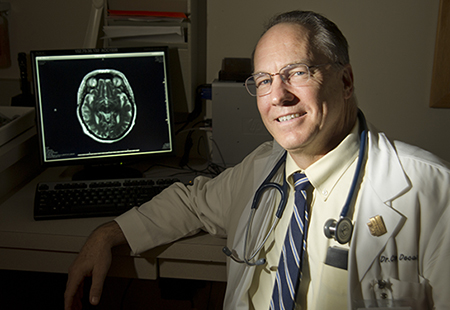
[1,0,449,161]
[0,0,92,105]
[207,0,450,161]
[0,0,91,79]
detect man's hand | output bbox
[64,221,127,309]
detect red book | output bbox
[108,10,187,19]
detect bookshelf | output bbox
[100,0,206,114]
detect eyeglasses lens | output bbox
[245,64,310,97]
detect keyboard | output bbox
[34,178,180,220]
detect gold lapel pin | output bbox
[367,215,387,237]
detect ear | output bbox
[341,64,354,100]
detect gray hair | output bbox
[260,11,350,65]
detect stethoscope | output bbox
[223,110,368,266]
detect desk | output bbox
[0,166,228,282]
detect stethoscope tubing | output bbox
[340,110,368,219]
[224,110,368,265]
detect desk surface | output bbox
[0,166,227,282]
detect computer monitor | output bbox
[31,46,174,180]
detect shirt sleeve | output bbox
[115,141,275,255]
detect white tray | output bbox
[0,106,36,147]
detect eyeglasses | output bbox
[245,63,332,97]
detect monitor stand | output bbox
[71,164,142,181]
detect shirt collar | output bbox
[286,119,360,201]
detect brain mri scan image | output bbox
[77,69,137,143]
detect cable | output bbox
[178,120,209,168]
[175,84,211,136]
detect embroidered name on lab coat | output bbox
[380,254,418,263]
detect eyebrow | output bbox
[252,61,313,75]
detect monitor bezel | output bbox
[30,46,175,169]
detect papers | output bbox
[103,10,187,44]
[104,25,184,38]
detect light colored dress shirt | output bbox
[249,121,361,310]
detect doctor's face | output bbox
[253,23,355,167]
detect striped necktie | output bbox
[270,172,311,310]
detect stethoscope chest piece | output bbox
[324,217,353,244]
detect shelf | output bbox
[100,0,206,113]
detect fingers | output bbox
[64,249,105,309]
[64,255,111,309]
[89,262,110,305]
[88,281,102,306]
[64,270,85,310]
[64,264,108,309]
[64,221,125,309]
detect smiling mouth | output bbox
[277,113,305,122]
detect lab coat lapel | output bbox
[231,141,285,256]
[351,128,410,282]
[226,142,285,309]
[250,146,286,248]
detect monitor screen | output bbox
[31,47,174,178]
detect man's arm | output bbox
[64,221,127,310]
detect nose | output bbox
[270,75,295,106]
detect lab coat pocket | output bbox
[315,263,348,309]
[356,277,431,309]
[388,277,432,310]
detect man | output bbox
[65,11,450,310]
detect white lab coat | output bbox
[116,123,450,309]
[223,124,450,310]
